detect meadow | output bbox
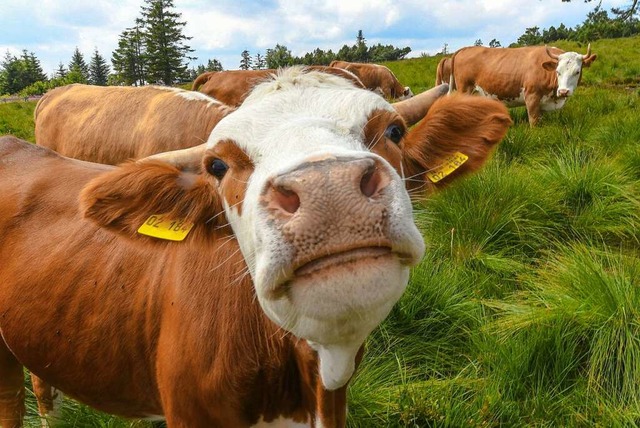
[1,36,639,427]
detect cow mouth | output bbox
[294,246,393,278]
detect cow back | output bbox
[35,84,231,165]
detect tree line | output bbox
[1,2,638,96]
[513,5,640,46]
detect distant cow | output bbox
[450,44,597,125]
[435,57,452,86]
[329,60,413,100]
[192,66,364,107]
[0,68,511,427]
[34,84,233,165]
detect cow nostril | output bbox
[360,166,383,198]
[272,186,300,214]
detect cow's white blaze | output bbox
[205,68,425,390]
[555,52,584,97]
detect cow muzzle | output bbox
[258,154,423,305]
[263,156,395,274]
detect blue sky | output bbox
[0,0,628,76]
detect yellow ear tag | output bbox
[137,215,194,241]
[426,152,469,183]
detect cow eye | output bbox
[384,124,404,144]
[207,158,228,179]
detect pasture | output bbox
[2,36,639,427]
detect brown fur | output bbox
[0,87,512,426]
[34,84,234,164]
[192,67,364,106]
[450,45,597,126]
[435,57,452,86]
[401,94,512,196]
[329,60,409,100]
[0,136,354,427]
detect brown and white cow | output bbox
[435,57,452,86]
[449,44,597,126]
[0,68,510,427]
[34,84,234,164]
[328,60,413,101]
[192,66,364,107]
[34,76,449,166]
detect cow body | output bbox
[450,45,596,125]
[35,84,233,164]
[328,61,413,100]
[0,68,511,427]
[192,66,364,107]
[435,57,451,86]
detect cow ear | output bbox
[542,60,558,71]
[80,161,223,238]
[401,94,511,196]
[583,54,597,67]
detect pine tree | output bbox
[0,51,19,94]
[68,47,89,83]
[55,62,68,78]
[21,50,47,85]
[253,53,265,70]
[474,39,484,46]
[141,0,195,85]
[239,50,252,70]
[207,59,223,71]
[89,48,111,86]
[354,30,368,62]
[112,21,147,86]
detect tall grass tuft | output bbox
[485,244,640,424]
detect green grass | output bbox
[3,35,640,427]
[0,101,36,142]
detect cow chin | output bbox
[260,253,409,346]
[258,253,409,390]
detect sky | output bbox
[0,0,629,76]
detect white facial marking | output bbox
[554,52,584,97]
[206,67,425,390]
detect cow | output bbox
[192,66,365,107]
[435,57,452,86]
[34,84,234,165]
[328,60,413,101]
[449,44,597,126]
[0,68,511,427]
[35,77,449,166]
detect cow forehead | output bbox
[557,52,583,71]
[205,70,395,165]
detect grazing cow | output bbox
[449,44,597,126]
[192,66,364,107]
[0,68,511,427]
[329,60,413,100]
[435,57,452,86]
[34,84,234,164]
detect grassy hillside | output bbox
[0,101,36,142]
[3,36,640,427]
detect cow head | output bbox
[81,67,511,391]
[544,44,597,98]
